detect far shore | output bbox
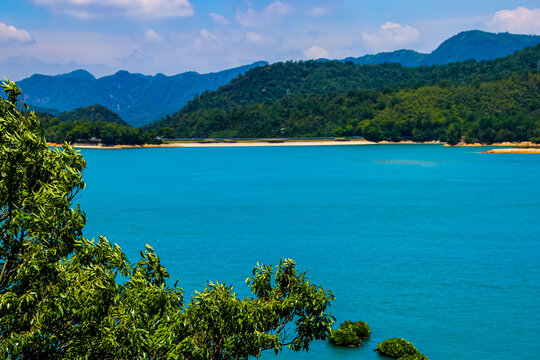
[47,139,539,151]
[47,139,429,149]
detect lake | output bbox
[78,144,540,360]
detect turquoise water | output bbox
[78,145,540,360]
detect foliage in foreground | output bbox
[377,338,429,359]
[0,80,335,359]
[328,320,370,346]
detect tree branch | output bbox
[0,257,9,288]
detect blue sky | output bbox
[1,1,539,80]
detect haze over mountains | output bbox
[17,30,540,127]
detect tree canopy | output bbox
[36,105,150,145]
[0,80,335,359]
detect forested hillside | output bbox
[147,44,540,144]
[58,104,127,125]
[38,105,150,145]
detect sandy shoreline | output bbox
[157,140,380,147]
[48,140,378,149]
[47,139,437,149]
[484,148,540,154]
[47,140,538,151]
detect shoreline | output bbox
[48,139,376,149]
[47,139,440,149]
[484,148,540,154]
[47,140,539,151]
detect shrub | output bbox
[328,327,362,347]
[328,320,370,347]
[377,338,419,358]
[398,353,429,360]
[341,320,371,338]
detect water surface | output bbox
[79,145,540,360]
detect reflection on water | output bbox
[374,159,444,167]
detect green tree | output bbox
[0,81,335,359]
[66,123,92,142]
[445,123,461,145]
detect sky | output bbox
[1,0,540,80]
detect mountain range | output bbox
[18,61,267,127]
[16,30,540,127]
[341,30,540,66]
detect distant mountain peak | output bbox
[57,69,96,81]
[342,29,540,67]
[248,61,268,67]
[429,30,540,64]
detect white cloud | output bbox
[307,7,327,17]
[487,7,540,34]
[303,45,329,59]
[0,23,34,44]
[236,1,293,27]
[209,13,230,26]
[3,30,135,68]
[144,29,163,42]
[265,1,292,15]
[31,0,195,19]
[246,32,264,43]
[361,22,420,51]
[199,29,220,43]
[194,29,223,51]
[245,32,277,47]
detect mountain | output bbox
[343,30,540,66]
[18,61,267,127]
[58,104,127,126]
[428,30,540,64]
[17,30,540,128]
[342,49,427,67]
[37,105,148,145]
[146,44,540,143]
[149,43,540,127]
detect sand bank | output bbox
[444,141,536,147]
[484,148,540,154]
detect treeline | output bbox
[147,44,540,143]
[36,105,153,145]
